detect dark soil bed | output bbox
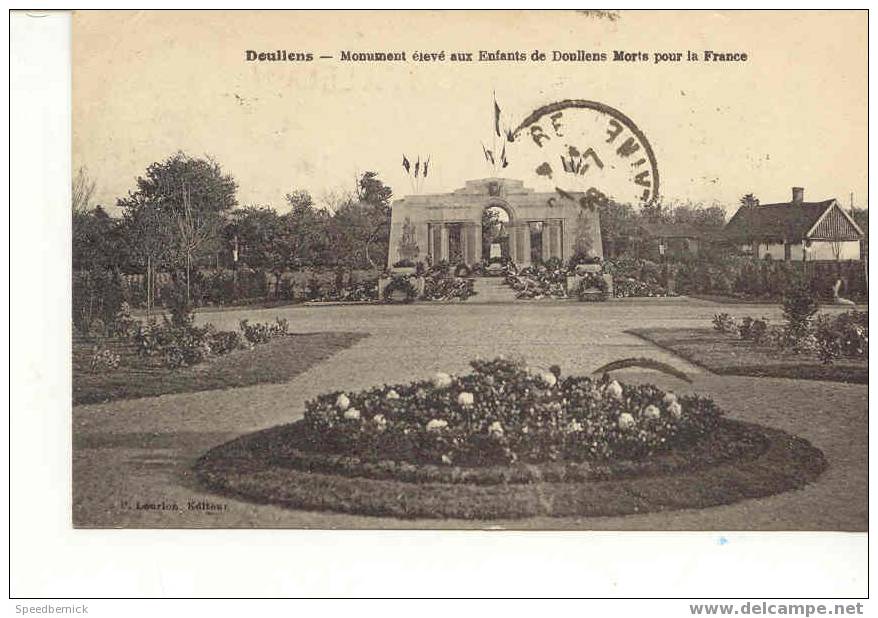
[73,331,367,405]
[193,418,826,519]
[629,328,868,384]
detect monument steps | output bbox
[471,277,519,303]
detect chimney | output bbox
[792,187,804,204]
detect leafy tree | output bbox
[599,201,641,257]
[284,190,331,268]
[354,171,393,268]
[226,206,290,295]
[118,196,173,315]
[740,193,760,209]
[117,152,238,304]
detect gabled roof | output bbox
[723,199,863,242]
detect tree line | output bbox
[73,152,394,308]
[74,151,734,294]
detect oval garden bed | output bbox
[194,358,827,519]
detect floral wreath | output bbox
[383,275,418,303]
[577,272,608,297]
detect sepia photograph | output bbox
[67,9,868,531]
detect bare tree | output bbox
[174,183,221,304]
[72,166,96,214]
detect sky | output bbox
[73,10,867,215]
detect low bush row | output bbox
[712,303,867,365]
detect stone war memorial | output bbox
[387,177,603,268]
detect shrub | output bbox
[239,317,289,344]
[131,317,252,369]
[72,268,125,336]
[712,313,738,334]
[782,283,819,342]
[748,318,769,343]
[814,311,869,364]
[160,280,196,328]
[210,330,244,355]
[392,259,416,268]
[304,276,322,301]
[89,344,120,371]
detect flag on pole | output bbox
[423,157,430,178]
[402,155,411,174]
[494,96,502,138]
[414,157,420,178]
[481,143,494,165]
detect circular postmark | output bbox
[509,99,659,208]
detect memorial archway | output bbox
[482,204,511,260]
[388,178,603,269]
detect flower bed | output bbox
[195,357,827,519]
[422,274,476,301]
[301,358,720,466]
[504,266,568,300]
[128,315,288,369]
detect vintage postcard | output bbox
[70,9,867,534]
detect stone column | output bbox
[515,223,531,266]
[507,222,519,264]
[430,224,442,263]
[440,224,450,262]
[547,220,563,260]
[463,222,480,264]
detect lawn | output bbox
[72,331,368,405]
[630,328,867,384]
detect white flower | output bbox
[457,391,475,407]
[343,407,361,420]
[662,392,678,406]
[643,405,661,420]
[385,389,400,400]
[488,421,504,437]
[426,418,448,432]
[566,420,584,433]
[618,412,635,430]
[605,380,624,400]
[668,401,683,419]
[372,414,387,429]
[541,372,557,388]
[335,393,350,411]
[432,372,453,389]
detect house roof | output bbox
[723,199,863,242]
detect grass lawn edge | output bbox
[193,419,827,520]
[627,328,868,385]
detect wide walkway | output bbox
[72,298,867,530]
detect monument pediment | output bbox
[452,178,534,196]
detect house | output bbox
[723,187,864,261]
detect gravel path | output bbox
[72,297,867,530]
